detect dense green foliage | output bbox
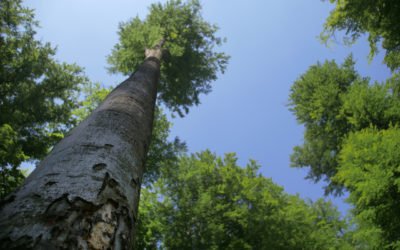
[290,43,400,249]
[107,0,229,115]
[322,0,400,71]
[135,151,353,249]
[289,56,358,194]
[336,128,400,248]
[0,0,88,197]
[289,56,400,193]
[290,1,400,246]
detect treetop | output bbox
[108,0,229,116]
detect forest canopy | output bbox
[1,0,400,249]
[289,0,400,247]
[0,0,88,197]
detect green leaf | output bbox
[107,0,229,116]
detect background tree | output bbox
[288,56,359,194]
[0,0,88,198]
[335,128,400,249]
[290,1,400,246]
[289,56,400,247]
[0,0,227,248]
[321,0,400,71]
[135,151,354,250]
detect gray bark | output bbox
[0,52,161,249]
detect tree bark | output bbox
[0,52,161,249]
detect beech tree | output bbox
[0,0,228,248]
[72,82,186,185]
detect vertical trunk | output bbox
[0,53,161,249]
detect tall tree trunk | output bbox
[0,51,161,249]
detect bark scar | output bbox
[93,163,107,171]
[97,173,126,202]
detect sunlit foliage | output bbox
[107,0,229,116]
[0,0,88,197]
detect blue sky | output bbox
[25,0,391,214]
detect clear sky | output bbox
[25,0,391,214]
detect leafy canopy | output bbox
[289,0,400,246]
[135,151,353,249]
[289,56,400,246]
[289,56,400,194]
[0,0,88,197]
[322,0,400,71]
[107,0,229,116]
[288,56,359,194]
[336,128,400,249]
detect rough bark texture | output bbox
[0,53,161,249]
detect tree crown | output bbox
[135,151,352,249]
[0,0,88,197]
[321,0,400,71]
[107,0,229,116]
